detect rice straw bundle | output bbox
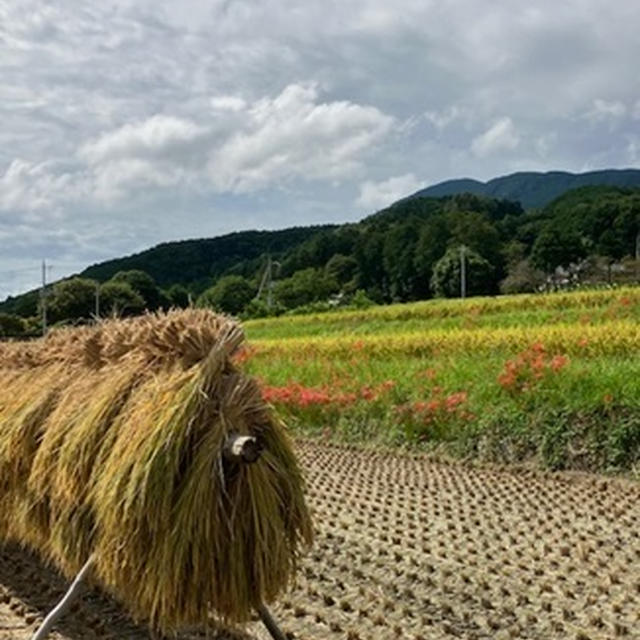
[0,310,312,633]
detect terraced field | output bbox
[244,287,640,472]
[3,440,639,639]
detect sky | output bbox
[1,0,639,299]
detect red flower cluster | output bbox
[261,380,396,409]
[498,342,569,393]
[395,389,473,441]
[232,346,257,365]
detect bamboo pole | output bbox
[30,555,289,640]
[257,602,288,640]
[31,555,96,640]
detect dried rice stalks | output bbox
[0,309,312,633]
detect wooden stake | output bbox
[257,601,288,640]
[31,555,96,640]
[30,548,285,640]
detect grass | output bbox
[242,286,640,473]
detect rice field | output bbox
[243,286,640,473]
[1,289,639,640]
[2,440,640,639]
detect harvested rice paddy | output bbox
[3,439,639,639]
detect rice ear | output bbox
[0,309,313,633]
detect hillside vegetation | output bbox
[1,182,639,333]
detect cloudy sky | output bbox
[1,0,639,299]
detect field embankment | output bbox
[243,287,640,474]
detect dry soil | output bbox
[2,440,640,639]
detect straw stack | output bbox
[0,310,313,633]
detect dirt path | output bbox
[2,440,640,639]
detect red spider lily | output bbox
[445,391,468,412]
[395,388,471,442]
[360,386,377,401]
[261,378,394,411]
[550,354,568,372]
[498,343,569,393]
[232,346,257,365]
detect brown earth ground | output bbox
[2,440,640,640]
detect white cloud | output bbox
[586,98,627,122]
[0,159,80,214]
[471,117,520,157]
[1,85,395,209]
[211,96,247,112]
[356,173,423,210]
[80,115,207,164]
[628,137,640,164]
[424,105,467,131]
[208,84,394,192]
[535,132,557,159]
[3,0,640,299]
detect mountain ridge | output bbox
[407,168,640,209]
[2,168,639,317]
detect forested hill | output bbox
[408,169,640,209]
[80,225,335,289]
[1,182,639,326]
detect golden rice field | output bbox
[251,319,640,358]
[243,286,640,473]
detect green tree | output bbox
[430,246,495,298]
[447,209,503,290]
[325,254,359,287]
[413,215,450,297]
[500,259,545,294]
[165,284,191,309]
[597,229,626,283]
[197,275,255,315]
[274,268,338,310]
[111,270,162,310]
[530,229,586,274]
[0,312,25,337]
[99,281,145,317]
[354,231,386,296]
[47,278,98,323]
[241,297,285,319]
[383,222,419,301]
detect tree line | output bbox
[1,185,639,335]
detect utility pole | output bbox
[256,255,280,310]
[41,260,48,336]
[635,231,640,281]
[256,255,271,302]
[460,245,467,299]
[95,282,100,319]
[267,257,274,310]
